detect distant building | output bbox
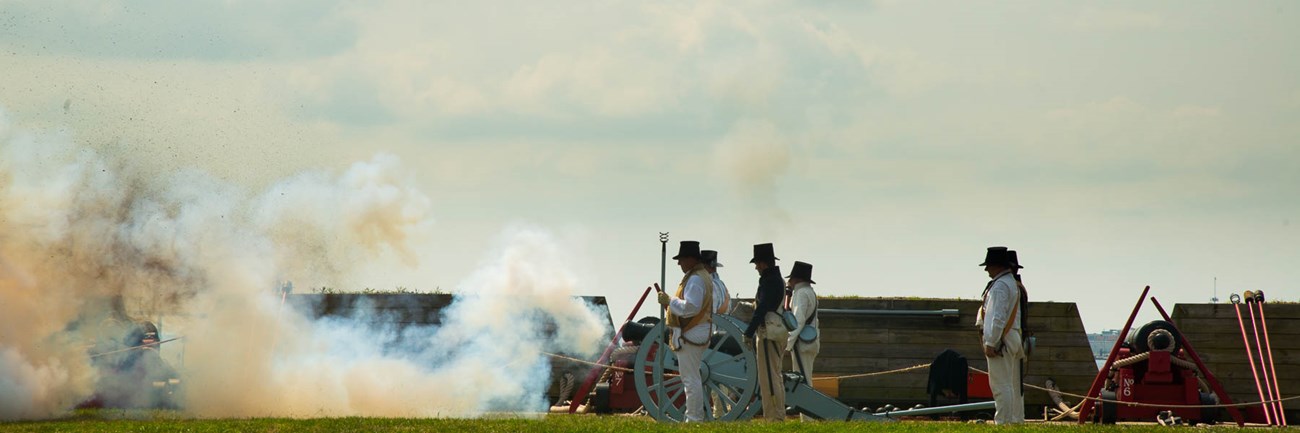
[1086,329,1124,359]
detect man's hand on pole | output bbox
[657,291,671,307]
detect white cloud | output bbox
[0,0,356,60]
[1071,7,1166,31]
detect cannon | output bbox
[1093,319,1218,424]
[592,313,992,422]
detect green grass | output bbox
[0,411,1259,433]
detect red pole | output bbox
[1150,297,1245,426]
[1253,294,1287,426]
[1229,294,1270,425]
[567,284,656,414]
[1245,295,1278,424]
[1078,285,1150,424]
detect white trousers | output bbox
[675,341,707,422]
[986,330,1026,425]
[790,340,819,383]
[790,340,819,421]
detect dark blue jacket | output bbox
[744,265,784,338]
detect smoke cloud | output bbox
[713,119,792,231]
[0,110,605,419]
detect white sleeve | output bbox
[669,276,704,318]
[712,277,725,313]
[982,281,1012,348]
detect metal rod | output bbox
[876,401,996,417]
[1245,296,1277,424]
[657,232,668,421]
[1256,296,1288,426]
[1229,294,1270,425]
[818,308,959,317]
[659,232,668,292]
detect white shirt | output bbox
[711,271,730,314]
[669,273,712,345]
[978,270,1021,348]
[786,282,819,348]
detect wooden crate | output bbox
[812,375,840,399]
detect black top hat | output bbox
[1007,250,1024,269]
[980,246,1013,267]
[785,261,815,284]
[701,250,723,268]
[749,243,779,264]
[672,241,702,260]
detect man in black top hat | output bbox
[975,246,1025,424]
[743,243,786,421]
[657,240,714,422]
[701,250,730,316]
[785,261,820,421]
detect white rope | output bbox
[540,351,929,382]
[970,366,1300,409]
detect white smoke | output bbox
[713,119,792,232]
[0,109,605,419]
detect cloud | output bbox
[0,0,357,60]
[713,119,792,232]
[1071,7,1166,31]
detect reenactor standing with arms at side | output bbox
[785,261,820,421]
[976,246,1026,424]
[742,243,786,421]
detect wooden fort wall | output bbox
[1171,302,1299,421]
[286,293,614,406]
[767,298,1097,413]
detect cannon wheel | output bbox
[633,314,760,422]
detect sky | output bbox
[2,0,1298,335]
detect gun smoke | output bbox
[0,111,605,419]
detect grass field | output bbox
[0,411,1265,433]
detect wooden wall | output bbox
[1171,303,1298,421]
[770,298,1096,413]
[286,293,614,405]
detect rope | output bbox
[817,363,929,381]
[88,336,184,359]
[1111,352,1149,368]
[542,344,1300,413]
[596,346,641,384]
[543,350,1299,411]
[1107,353,1215,399]
[545,352,638,374]
[557,372,576,404]
[969,366,1300,409]
[540,350,927,382]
